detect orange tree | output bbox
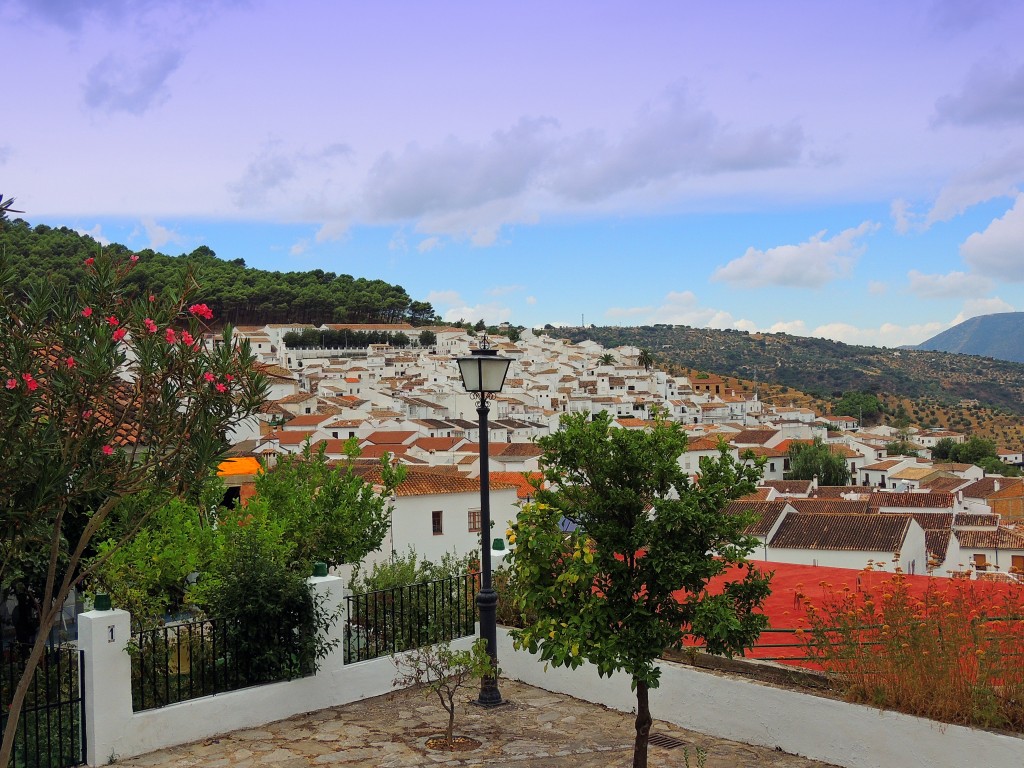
[0,245,267,766]
[508,412,770,768]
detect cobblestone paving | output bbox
[120,680,838,768]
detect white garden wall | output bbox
[495,629,1022,768]
[75,579,1021,768]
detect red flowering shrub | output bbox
[0,248,268,764]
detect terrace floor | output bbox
[119,679,838,767]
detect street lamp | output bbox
[457,336,512,707]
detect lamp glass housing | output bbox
[457,349,512,393]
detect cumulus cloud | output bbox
[231,141,352,210]
[868,281,888,295]
[488,284,524,297]
[357,85,806,245]
[525,296,537,305]
[811,320,949,347]
[75,224,109,245]
[951,296,1015,323]
[425,290,462,307]
[934,58,1024,127]
[289,238,309,256]
[711,221,877,289]
[83,48,183,114]
[606,291,754,330]
[548,86,804,203]
[417,237,441,253]
[442,302,512,325]
[907,269,994,299]
[961,193,1024,277]
[922,149,1024,226]
[927,0,1009,36]
[140,218,184,250]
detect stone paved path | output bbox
[120,680,838,767]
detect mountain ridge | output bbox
[915,312,1024,363]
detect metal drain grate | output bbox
[648,733,687,750]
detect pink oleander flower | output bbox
[188,303,214,320]
[106,315,119,327]
[165,328,177,344]
[203,371,216,383]
[102,445,113,456]
[144,318,158,334]
[21,373,38,391]
[65,357,75,368]
[129,254,139,262]
[84,257,94,266]
[112,328,127,342]
[181,330,194,345]
[5,378,16,389]
[82,409,93,419]
[82,307,93,318]
[225,373,235,381]
[215,382,227,393]
[149,294,156,303]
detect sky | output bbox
[3,0,1024,347]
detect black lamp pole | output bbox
[475,390,502,707]
[456,338,511,708]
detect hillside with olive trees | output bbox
[548,324,1024,450]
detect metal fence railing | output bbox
[2,612,86,768]
[130,615,314,712]
[344,574,479,663]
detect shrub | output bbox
[800,568,1024,730]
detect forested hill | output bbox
[0,220,436,326]
[548,325,1024,417]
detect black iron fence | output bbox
[131,615,315,712]
[344,573,478,663]
[1,622,85,768]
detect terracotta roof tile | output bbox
[769,513,912,552]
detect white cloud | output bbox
[417,237,441,253]
[711,221,877,288]
[289,238,309,256]
[488,284,524,296]
[442,302,512,325]
[425,290,462,307]
[933,58,1024,127]
[82,48,183,115]
[960,193,1024,277]
[606,291,755,330]
[141,217,183,250]
[890,198,918,234]
[525,296,537,305]
[951,296,1015,323]
[868,281,888,295]
[923,150,1024,226]
[767,320,808,335]
[75,224,109,245]
[356,85,805,245]
[811,320,948,347]
[907,269,994,299]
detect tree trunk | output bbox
[632,679,652,768]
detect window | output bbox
[468,509,481,532]
[1012,555,1024,574]
[769,462,776,473]
[974,553,988,571]
[431,510,443,535]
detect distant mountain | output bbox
[915,313,1024,363]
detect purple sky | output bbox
[4,0,1024,346]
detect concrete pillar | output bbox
[308,574,347,673]
[78,608,133,766]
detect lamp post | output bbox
[457,336,512,707]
